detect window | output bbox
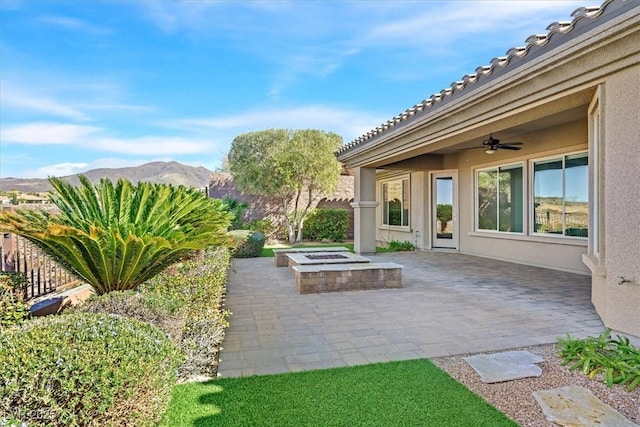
[533,152,588,237]
[382,178,410,227]
[476,163,523,232]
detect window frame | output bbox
[380,175,410,228]
[530,150,589,239]
[474,162,525,234]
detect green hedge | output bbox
[228,230,265,258]
[304,209,348,241]
[0,312,183,427]
[0,272,30,330]
[77,247,232,379]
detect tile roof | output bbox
[336,0,629,156]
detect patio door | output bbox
[431,172,458,249]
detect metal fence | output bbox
[1,233,78,300]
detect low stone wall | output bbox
[292,263,402,294]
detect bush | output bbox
[77,290,185,343]
[0,272,30,330]
[221,197,248,229]
[75,247,232,379]
[0,312,183,427]
[241,219,275,239]
[387,240,415,251]
[304,209,349,241]
[557,329,640,391]
[228,230,265,258]
[146,247,231,378]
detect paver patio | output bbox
[218,251,605,377]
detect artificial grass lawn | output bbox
[160,359,517,426]
[261,242,396,257]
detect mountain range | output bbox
[0,161,214,193]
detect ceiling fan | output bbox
[481,135,523,154]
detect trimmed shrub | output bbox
[0,312,183,427]
[241,218,275,239]
[77,290,185,342]
[0,272,30,330]
[228,230,265,258]
[304,209,348,241]
[388,240,415,251]
[149,248,231,378]
[75,247,232,379]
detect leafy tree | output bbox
[0,176,233,295]
[436,204,452,233]
[228,129,342,243]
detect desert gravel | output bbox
[432,343,639,426]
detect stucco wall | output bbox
[596,65,640,336]
[457,120,590,274]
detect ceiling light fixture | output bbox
[484,148,497,154]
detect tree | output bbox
[228,129,343,243]
[436,204,452,233]
[0,176,233,295]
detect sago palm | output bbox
[0,176,233,295]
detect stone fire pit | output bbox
[286,252,370,269]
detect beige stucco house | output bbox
[336,0,639,337]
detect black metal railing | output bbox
[1,233,78,300]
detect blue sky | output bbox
[1,0,587,179]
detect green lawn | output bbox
[261,242,397,257]
[161,359,517,426]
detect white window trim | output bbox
[530,150,589,239]
[474,162,525,234]
[380,175,411,229]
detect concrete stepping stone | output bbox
[464,350,543,383]
[533,385,637,427]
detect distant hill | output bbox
[0,161,213,192]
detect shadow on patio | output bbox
[219,251,604,377]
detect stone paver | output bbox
[533,385,638,426]
[464,350,544,383]
[219,251,605,377]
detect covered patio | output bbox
[218,252,604,377]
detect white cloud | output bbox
[95,136,211,155]
[164,105,387,144]
[0,77,153,121]
[38,15,111,35]
[23,162,89,178]
[1,123,101,144]
[2,88,91,121]
[1,122,212,155]
[362,1,586,50]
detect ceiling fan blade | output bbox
[498,145,522,150]
[502,141,523,146]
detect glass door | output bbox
[432,172,458,249]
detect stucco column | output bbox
[351,167,378,254]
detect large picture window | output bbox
[533,152,588,237]
[382,178,410,227]
[476,163,523,232]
